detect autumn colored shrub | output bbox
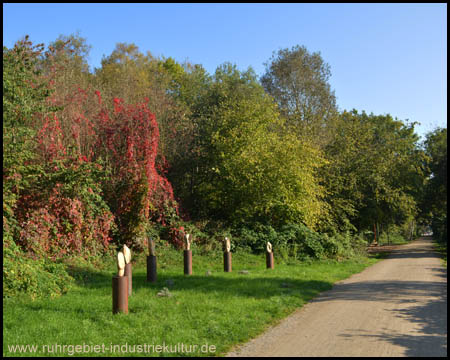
[167,225,185,249]
[18,193,114,259]
[25,75,179,251]
[92,94,178,249]
[14,158,116,259]
[33,38,179,250]
[3,37,56,255]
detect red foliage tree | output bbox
[92,93,178,248]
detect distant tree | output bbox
[320,110,426,236]
[421,127,447,242]
[36,33,95,154]
[93,43,191,173]
[40,32,92,74]
[94,42,152,104]
[155,57,211,211]
[261,45,338,147]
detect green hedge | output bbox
[232,223,366,260]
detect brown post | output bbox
[266,251,274,269]
[112,275,128,314]
[184,249,192,275]
[147,255,157,283]
[224,252,232,272]
[124,263,132,296]
[374,223,377,246]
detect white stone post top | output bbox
[148,238,156,256]
[123,244,131,264]
[224,237,231,252]
[117,251,125,276]
[184,233,191,251]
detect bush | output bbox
[15,159,116,259]
[378,231,405,245]
[233,223,279,253]
[232,222,368,260]
[322,232,352,258]
[3,240,74,300]
[432,215,447,244]
[278,223,325,260]
[233,222,326,259]
[320,234,342,258]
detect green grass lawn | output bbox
[432,237,447,267]
[3,248,381,357]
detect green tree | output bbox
[36,33,96,158]
[3,36,55,241]
[320,110,425,237]
[261,45,338,147]
[93,43,190,169]
[421,127,447,242]
[40,32,92,76]
[187,63,327,228]
[156,58,212,209]
[94,42,151,103]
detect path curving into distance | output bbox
[226,237,447,357]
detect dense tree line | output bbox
[420,127,447,242]
[3,33,446,276]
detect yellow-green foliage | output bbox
[193,64,327,228]
[3,239,74,300]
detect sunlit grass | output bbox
[3,248,381,357]
[432,238,447,267]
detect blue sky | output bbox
[3,3,447,140]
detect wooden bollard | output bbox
[112,275,128,314]
[113,251,128,314]
[124,263,132,296]
[147,255,157,282]
[266,242,274,269]
[147,238,157,282]
[184,250,192,275]
[224,252,232,272]
[223,237,232,272]
[183,233,192,275]
[123,245,132,296]
[266,252,274,269]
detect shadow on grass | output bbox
[66,265,114,288]
[61,237,444,303]
[19,273,333,327]
[368,252,391,260]
[60,237,445,302]
[133,272,332,297]
[64,255,335,296]
[25,267,334,302]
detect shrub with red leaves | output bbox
[91,93,178,248]
[13,69,180,256]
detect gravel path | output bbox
[226,237,447,357]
